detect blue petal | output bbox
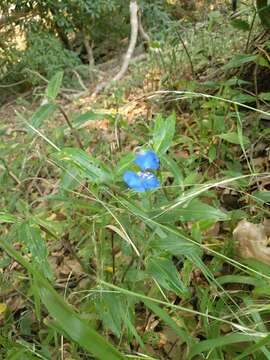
[123,171,145,192]
[140,172,160,190]
[134,151,160,171]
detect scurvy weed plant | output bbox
[1,73,270,359]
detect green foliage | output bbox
[46,71,64,100]
[1,2,270,359]
[22,31,81,84]
[153,112,176,155]
[257,0,270,29]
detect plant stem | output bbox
[59,106,84,150]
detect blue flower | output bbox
[123,171,160,192]
[123,171,145,192]
[140,172,160,190]
[134,150,160,171]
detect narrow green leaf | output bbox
[230,19,250,31]
[224,54,257,70]
[144,300,192,347]
[30,103,57,129]
[257,0,270,29]
[72,111,109,129]
[188,333,256,359]
[153,199,228,222]
[218,132,250,145]
[153,113,176,155]
[56,147,112,183]
[114,153,135,177]
[0,240,125,360]
[38,282,125,360]
[18,221,52,279]
[216,275,265,287]
[232,93,256,103]
[160,154,183,186]
[148,257,188,296]
[151,234,198,256]
[235,334,270,360]
[0,212,17,224]
[46,71,64,99]
[252,191,270,203]
[259,92,270,101]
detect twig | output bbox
[176,30,195,79]
[253,61,259,109]
[0,79,27,88]
[62,233,94,276]
[121,256,135,283]
[72,69,88,91]
[59,106,84,149]
[110,231,116,283]
[138,11,150,43]
[245,6,257,53]
[0,158,21,185]
[24,69,49,83]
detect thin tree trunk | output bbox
[83,32,95,67]
[112,0,139,82]
[92,0,139,96]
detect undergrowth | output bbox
[0,3,270,360]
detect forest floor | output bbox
[1,11,270,360]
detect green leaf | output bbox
[188,333,255,359]
[216,275,265,287]
[113,153,135,177]
[30,103,57,129]
[257,55,270,68]
[252,191,270,203]
[72,111,109,129]
[234,334,270,360]
[144,300,192,347]
[151,233,199,256]
[160,154,183,186]
[232,93,256,103]
[154,199,228,222]
[96,293,123,337]
[259,92,270,101]
[0,240,125,360]
[46,71,64,100]
[153,113,176,155]
[230,19,250,31]
[56,148,112,183]
[0,212,17,224]
[61,165,83,190]
[38,279,125,360]
[218,132,250,145]
[257,0,270,29]
[148,257,188,296]
[224,54,257,70]
[95,293,144,349]
[17,221,52,279]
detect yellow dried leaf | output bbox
[0,303,7,314]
